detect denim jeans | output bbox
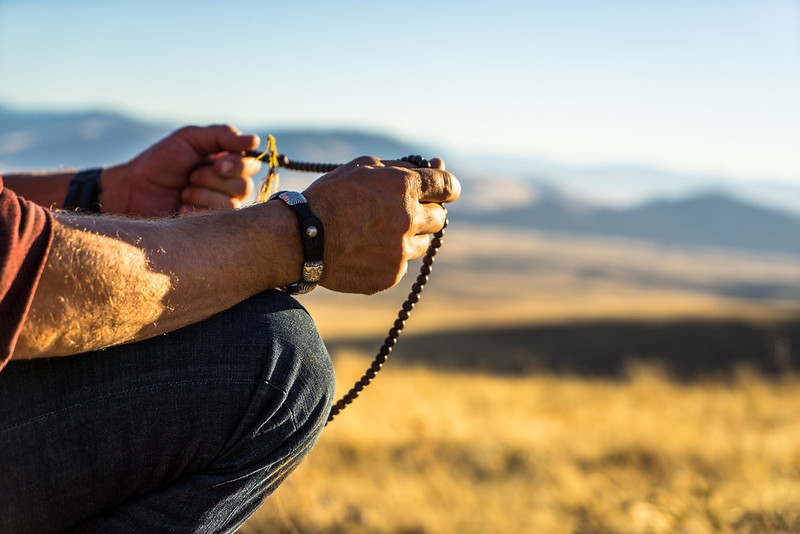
[0,290,335,533]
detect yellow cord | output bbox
[257,134,280,202]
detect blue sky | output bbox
[1,0,798,184]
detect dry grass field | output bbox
[241,355,800,534]
[239,224,800,533]
[301,224,800,340]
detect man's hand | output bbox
[301,156,460,294]
[101,125,262,217]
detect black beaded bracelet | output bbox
[269,190,324,294]
[62,168,102,213]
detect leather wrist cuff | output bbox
[270,190,324,294]
[63,168,103,214]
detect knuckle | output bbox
[240,177,254,198]
[371,247,406,293]
[181,187,198,205]
[229,178,250,199]
[381,166,415,196]
[189,168,209,186]
[174,125,200,139]
[205,123,234,133]
[245,159,263,175]
[445,171,461,199]
[211,194,236,211]
[385,208,413,237]
[398,211,414,234]
[441,171,453,193]
[373,270,403,293]
[351,155,380,167]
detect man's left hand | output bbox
[101,125,262,217]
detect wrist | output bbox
[251,200,305,291]
[62,168,103,213]
[96,164,131,215]
[268,191,325,294]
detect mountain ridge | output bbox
[456,189,800,257]
[1,103,797,257]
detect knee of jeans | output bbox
[259,292,336,430]
[301,314,336,430]
[291,310,336,427]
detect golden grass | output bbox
[244,221,800,532]
[302,225,800,340]
[241,354,800,534]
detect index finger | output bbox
[180,125,261,157]
[417,168,461,204]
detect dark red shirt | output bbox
[0,176,53,368]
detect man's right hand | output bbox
[300,156,460,294]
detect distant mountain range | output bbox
[0,104,171,170]
[1,103,798,257]
[0,104,421,171]
[463,153,800,219]
[458,186,800,257]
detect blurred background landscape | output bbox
[2,104,799,357]
[4,102,800,534]
[2,0,799,532]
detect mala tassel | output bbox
[257,134,280,202]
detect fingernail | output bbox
[220,160,233,174]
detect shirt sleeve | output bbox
[0,176,54,368]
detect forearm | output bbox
[3,166,131,214]
[13,201,301,359]
[2,171,75,209]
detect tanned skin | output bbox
[5,125,460,359]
